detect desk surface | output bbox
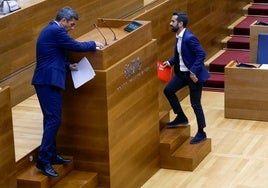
[225,60,268,70]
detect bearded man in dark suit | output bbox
[163,12,210,144]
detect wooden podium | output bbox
[225,60,268,121]
[57,19,159,187]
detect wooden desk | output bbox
[225,60,268,121]
[250,21,268,63]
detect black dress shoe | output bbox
[51,155,71,165]
[190,132,207,144]
[36,163,59,178]
[167,116,189,128]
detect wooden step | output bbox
[243,3,252,15]
[221,35,250,49]
[161,137,211,171]
[227,16,247,35]
[160,126,190,160]
[205,50,226,69]
[159,111,170,131]
[221,36,232,49]
[17,159,74,188]
[52,170,98,188]
[203,72,224,89]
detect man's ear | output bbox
[60,18,67,23]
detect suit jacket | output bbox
[32,21,97,89]
[168,29,210,83]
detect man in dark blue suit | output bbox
[32,6,104,177]
[163,12,210,144]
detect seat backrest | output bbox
[257,33,268,64]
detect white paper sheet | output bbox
[71,57,96,89]
[259,64,268,69]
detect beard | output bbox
[171,25,179,32]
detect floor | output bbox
[12,90,268,187]
[142,91,268,188]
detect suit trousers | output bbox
[163,72,206,129]
[34,85,62,165]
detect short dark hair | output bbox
[173,12,188,27]
[55,6,78,22]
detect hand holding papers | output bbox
[71,57,96,89]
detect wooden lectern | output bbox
[57,19,159,187]
[225,60,268,121]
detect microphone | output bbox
[93,23,108,46]
[100,18,117,41]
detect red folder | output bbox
[157,61,172,82]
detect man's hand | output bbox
[69,63,78,71]
[190,73,198,83]
[95,41,104,49]
[162,61,171,68]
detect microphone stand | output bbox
[100,18,117,41]
[93,23,108,46]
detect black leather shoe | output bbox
[190,132,207,144]
[167,116,188,128]
[51,155,71,165]
[36,163,59,178]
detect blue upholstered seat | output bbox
[257,33,268,64]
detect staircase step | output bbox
[209,49,249,73]
[205,50,226,69]
[53,170,98,188]
[227,36,250,49]
[203,72,224,89]
[233,15,268,35]
[161,137,212,171]
[221,36,232,49]
[254,0,268,3]
[221,36,250,49]
[228,16,247,35]
[243,4,252,15]
[17,159,74,188]
[160,126,190,162]
[248,3,268,15]
[159,111,170,131]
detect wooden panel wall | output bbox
[0,87,17,188]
